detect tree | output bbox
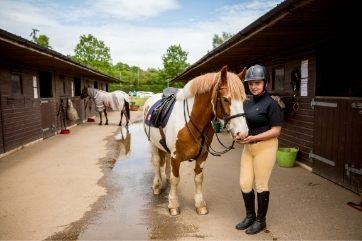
[161,44,189,88]
[36,35,52,49]
[212,32,234,49]
[70,34,112,74]
[30,29,52,49]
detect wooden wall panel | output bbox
[0,64,43,152]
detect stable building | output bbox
[0,28,121,156]
[172,0,362,194]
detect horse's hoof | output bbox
[98,123,102,126]
[196,207,208,215]
[169,208,180,216]
[153,189,161,195]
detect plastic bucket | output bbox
[276,147,299,168]
[213,122,221,133]
[131,101,136,105]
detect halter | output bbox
[183,83,246,157]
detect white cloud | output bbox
[89,0,180,20]
[0,0,282,70]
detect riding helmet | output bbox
[244,64,270,83]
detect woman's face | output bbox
[248,80,265,95]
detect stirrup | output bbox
[159,138,170,153]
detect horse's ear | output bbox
[220,65,228,85]
[237,67,247,81]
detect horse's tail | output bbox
[125,101,130,120]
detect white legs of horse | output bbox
[98,110,108,125]
[149,142,208,216]
[97,108,129,126]
[119,108,130,127]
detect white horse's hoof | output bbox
[196,207,208,215]
[153,189,161,195]
[169,207,180,216]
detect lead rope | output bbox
[183,98,234,158]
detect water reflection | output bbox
[114,127,131,161]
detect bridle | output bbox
[214,84,246,129]
[183,83,246,157]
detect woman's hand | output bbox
[235,126,281,144]
[236,135,256,144]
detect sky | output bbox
[0,0,282,70]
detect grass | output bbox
[130,97,148,110]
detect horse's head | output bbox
[80,86,88,99]
[213,66,249,141]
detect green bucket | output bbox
[212,122,221,133]
[276,147,299,168]
[131,101,136,105]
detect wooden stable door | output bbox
[40,99,55,139]
[312,97,362,194]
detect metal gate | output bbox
[311,97,362,194]
[41,99,55,139]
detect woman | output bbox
[235,64,282,235]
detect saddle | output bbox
[150,87,178,127]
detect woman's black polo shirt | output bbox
[244,93,282,136]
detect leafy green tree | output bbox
[161,44,189,88]
[30,29,52,49]
[212,32,234,49]
[70,34,112,74]
[36,35,52,49]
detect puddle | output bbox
[77,121,201,240]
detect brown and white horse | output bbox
[80,86,130,126]
[143,66,249,215]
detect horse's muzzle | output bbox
[227,125,247,141]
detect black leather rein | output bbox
[183,84,246,158]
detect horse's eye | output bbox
[223,97,230,103]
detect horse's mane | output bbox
[178,71,246,100]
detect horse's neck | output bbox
[87,88,97,99]
[189,93,214,129]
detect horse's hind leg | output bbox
[119,111,123,126]
[194,152,209,215]
[165,153,171,184]
[150,143,163,195]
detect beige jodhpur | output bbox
[240,138,278,193]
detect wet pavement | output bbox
[0,111,361,240]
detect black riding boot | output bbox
[235,190,256,230]
[246,191,269,235]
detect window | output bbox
[74,77,81,96]
[33,76,38,98]
[11,74,23,94]
[273,67,284,91]
[71,81,74,97]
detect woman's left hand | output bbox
[236,135,255,144]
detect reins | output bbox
[183,84,245,158]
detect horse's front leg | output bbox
[168,157,181,216]
[194,152,209,215]
[99,112,103,125]
[104,110,108,125]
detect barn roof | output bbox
[172,0,359,83]
[0,28,122,83]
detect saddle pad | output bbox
[145,99,176,128]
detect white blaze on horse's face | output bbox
[227,99,249,141]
